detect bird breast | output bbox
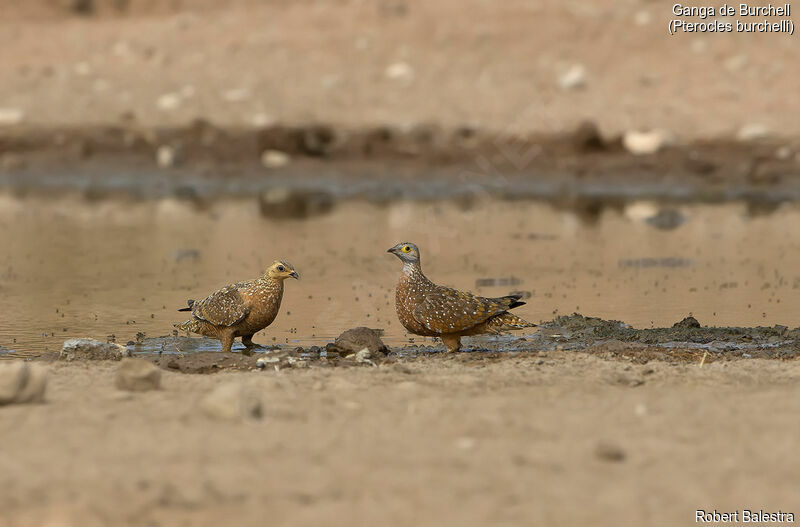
[241,280,283,328]
[395,269,438,336]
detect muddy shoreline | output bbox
[2,124,800,208]
[11,314,800,372]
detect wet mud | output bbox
[19,312,795,374]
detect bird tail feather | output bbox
[498,294,526,310]
[174,319,201,333]
[177,299,195,312]
[487,312,537,331]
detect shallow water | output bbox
[1,194,799,355]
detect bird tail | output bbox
[177,299,195,312]
[499,294,526,310]
[174,319,201,333]
[487,312,537,331]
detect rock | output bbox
[258,187,334,219]
[737,124,769,141]
[156,92,182,111]
[622,130,670,155]
[331,327,388,357]
[156,145,180,168]
[61,338,130,361]
[673,316,701,329]
[68,0,94,15]
[379,0,409,17]
[623,201,659,222]
[0,362,47,405]
[114,358,161,392]
[0,108,24,126]
[354,348,377,367]
[724,54,748,72]
[384,62,414,82]
[256,356,280,369]
[595,441,626,462]
[300,125,339,156]
[200,382,262,421]
[684,152,717,175]
[558,65,587,90]
[644,208,687,230]
[260,149,291,169]
[775,145,793,160]
[250,113,275,128]
[287,356,309,368]
[572,121,606,151]
[172,248,201,262]
[454,437,476,451]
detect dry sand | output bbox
[0,0,797,138]
[2,353,800,527]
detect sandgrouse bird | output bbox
[388,242,535,353]
[175,260,298,354]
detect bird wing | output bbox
[191,283,250,327]
[412,286,516,334]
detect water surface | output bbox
[1,194,798,354]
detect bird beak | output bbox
[289,271,299,279]
[387,247,397,254]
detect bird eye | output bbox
[402,246,411,253]
[278,265,285,271]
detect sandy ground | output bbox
[2,354,800,527]
[0,0,798,139]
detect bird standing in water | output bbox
[175,260,298,354]
[388,242,535,353]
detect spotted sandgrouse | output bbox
[388,242,535,353]
[175,260,298,354]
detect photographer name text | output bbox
[696,509,795,524]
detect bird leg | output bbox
[441,334,461,353]
[241,334,256,356]
[220,332,234,354]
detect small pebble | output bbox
[115,359,161,392]
[623,130,671,155]
[558,65,587,90]
[260,150,290,169]
[595,441,626,462]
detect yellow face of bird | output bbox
[266,260,299,280]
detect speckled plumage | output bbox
[388,242,535,352]
[175,260,298,354]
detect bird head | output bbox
[266,260,299,280]
[387,242,420,265]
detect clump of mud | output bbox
[538,313,800,363]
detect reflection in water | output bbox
[1,194,798,354]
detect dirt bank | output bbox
[1,123,800,207]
